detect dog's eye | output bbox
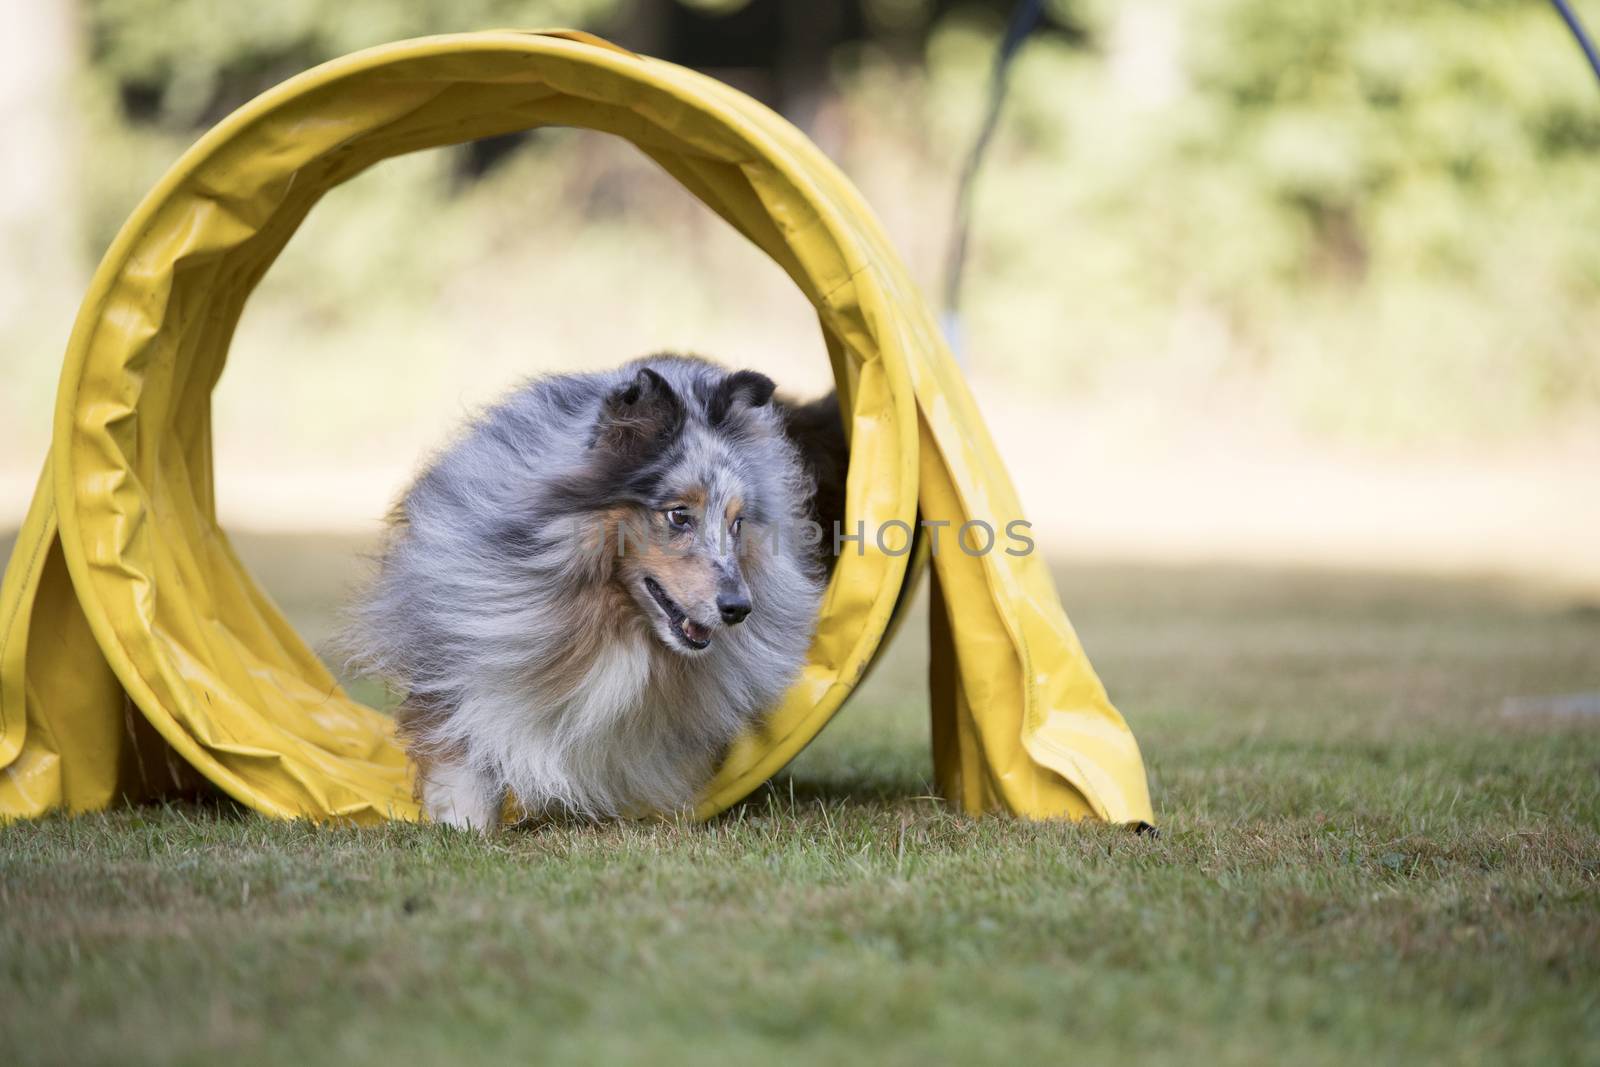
[664,506,694,529]
[730,516,743,537]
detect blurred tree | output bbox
[81,0,1091,133]
[85,0,624,127]
[939,0,1600,434]
[1178,0,1600,284]
[56,0,1600,440]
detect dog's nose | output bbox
[717,594,752,626]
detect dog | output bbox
[342,354,847,829]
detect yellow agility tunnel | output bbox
[0,30,1152,827]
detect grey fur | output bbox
[340,355,829,826]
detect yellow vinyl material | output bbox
[0,31,1153,827]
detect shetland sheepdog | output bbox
[343,354,846,829]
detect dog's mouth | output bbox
[642,577,713,652]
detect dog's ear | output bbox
[708,370,776,428]
[594,367,686,457]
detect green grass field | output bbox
[2,535,1597,1065]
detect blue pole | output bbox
[1550,0,1600,85]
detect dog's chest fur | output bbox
[433,612,788,820]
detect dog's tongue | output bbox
[681,619,712,645]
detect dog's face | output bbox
[587,364,780,657]
[616,491,753,656]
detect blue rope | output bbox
[941,0,1047,356]
[1550,0,1600,85]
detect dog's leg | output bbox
[421,755,503,832]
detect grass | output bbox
[1,535,1598,1065]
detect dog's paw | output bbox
[422,758,502,832]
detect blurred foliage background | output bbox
[1,0,1597,545]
